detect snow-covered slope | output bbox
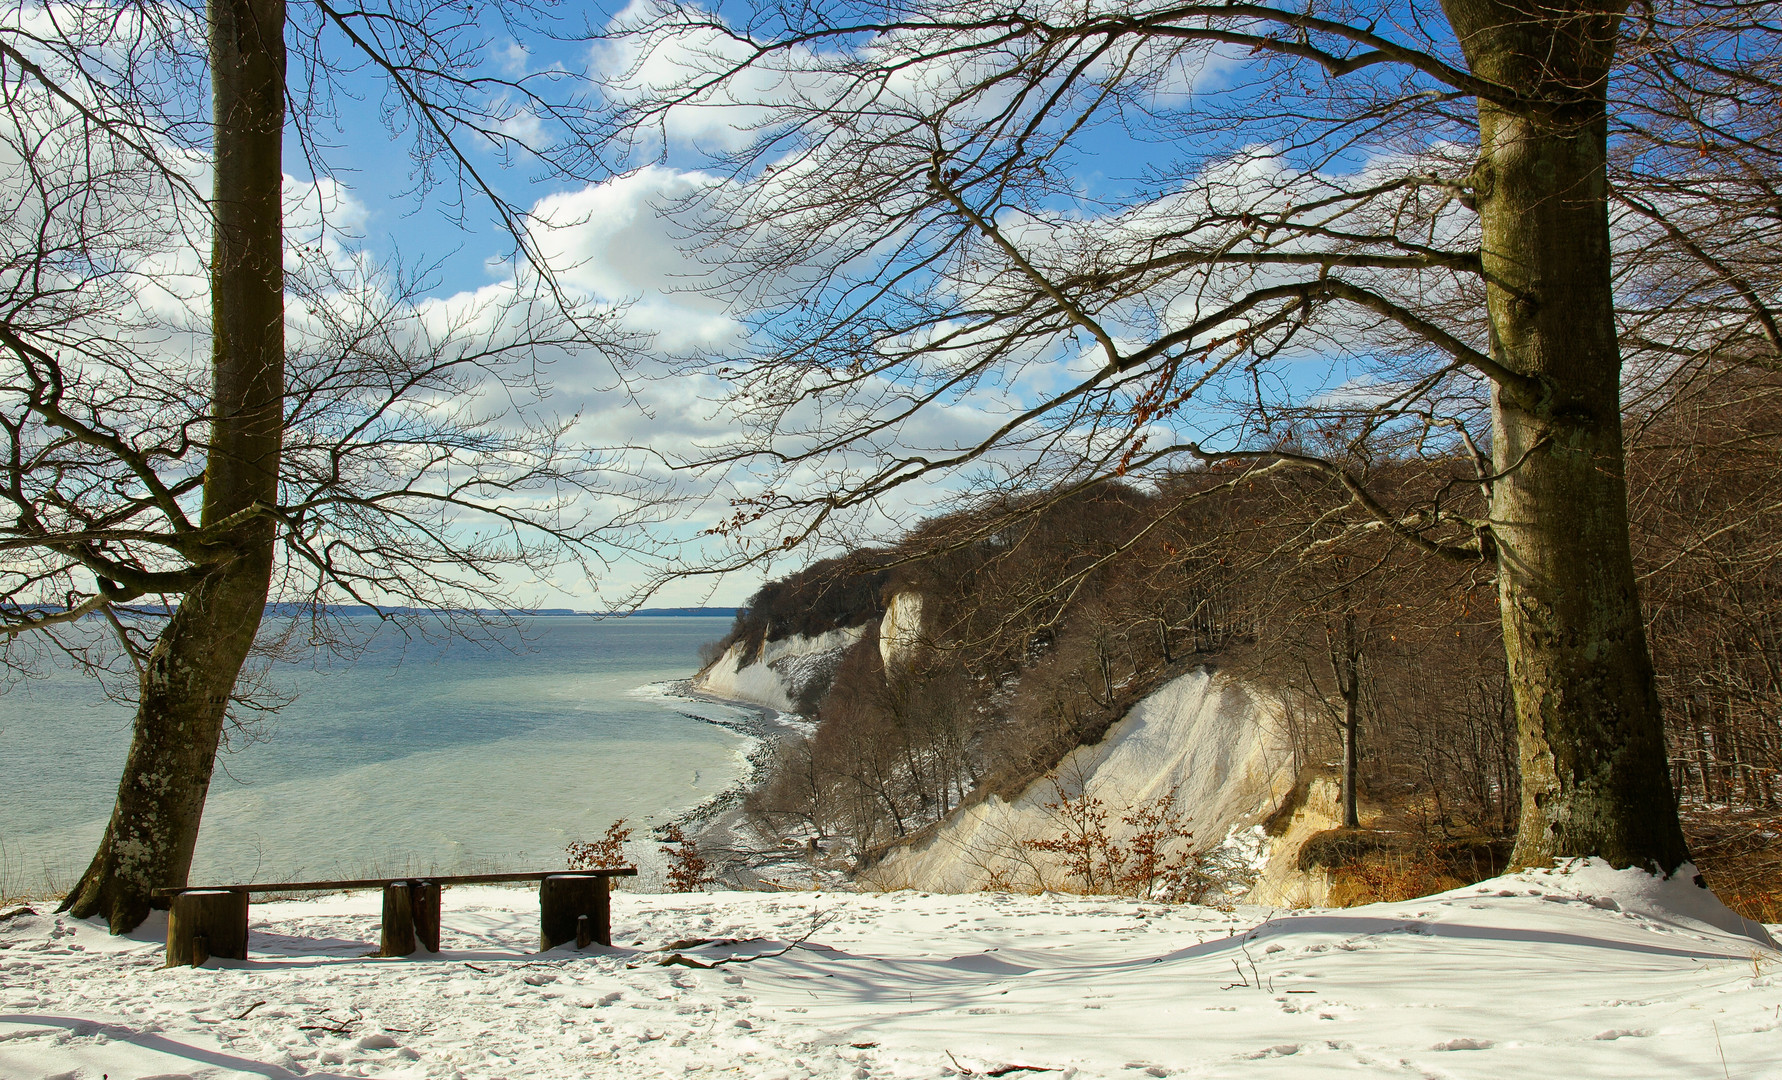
[693,625,868,714]
[3,861,1775,1079]
[866,669,1296,894]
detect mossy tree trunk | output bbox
[61,0,286,932]
[1442,0,1690,872]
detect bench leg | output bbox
[539,874,610,950]
[166,890,249,967]
[380,882,417,957]
[410,880,441,952]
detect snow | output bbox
[4,860,1778,1079]
[869,671,1295,895]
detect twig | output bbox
[1220,931,1272,992]
[232,1000,267,1020]
[299,1007,362,1035]
[1220,957,1251,990]
[944,1051,1057,1076]
[630,910,839,970]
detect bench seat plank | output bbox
[152,867,636,897]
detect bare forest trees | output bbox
[747,635,979,858]
[1632,369,1782,808]
[739,470,1523,870]
[604,0,1782,874]
[737,371,1782,881]
[2,1,641,931]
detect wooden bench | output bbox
[151,868,636,967]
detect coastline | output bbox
[656,678,827,889]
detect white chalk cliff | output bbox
[878,591,926,669]
[865,669,1300,896]
[694,624,869,714]
[701,595,1333,902]
[1245,777,1345,907]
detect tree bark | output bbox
[1442,0,1690,872]
[61,0,286,932]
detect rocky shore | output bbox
[655,681,832,889]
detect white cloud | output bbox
[525,166,746,351]
[491,38,530,77]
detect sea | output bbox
[0,616,754,895]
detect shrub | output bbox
[659,824,710,893]
[566,819,632,870]
[1685,808,1782,923]
[1024,785,1122,893]
[1023,781,1206,900]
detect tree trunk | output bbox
[1442,0,1690,872]
[1339,692,1361,829]
[1328,614,1362,829]
[61,0,286,932]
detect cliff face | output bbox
[1245,777,1345,907]
[862,669,1299,897]
[699,582,1342,904]
[694,624,870,715]
[878,590,925,669]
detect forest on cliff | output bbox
[715,358,1782,917]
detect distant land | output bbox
[278,605,741,618]
[95,604,741,619]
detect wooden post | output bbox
[380,882,416,957]
[576,914,591,949]
[166,889,248,967]
[539,874,609,950]
[409,880,441,953]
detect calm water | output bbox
[0,616,748,893]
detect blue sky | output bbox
[267,1,1477,609]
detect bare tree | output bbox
[599,0,1782,874]
[0,0,643,931]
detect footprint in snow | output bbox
[1431,1038,1493,1051]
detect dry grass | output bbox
[1326,849,1467,907]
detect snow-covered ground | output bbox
[3,861,1778,1079]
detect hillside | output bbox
[866,670,1296,897]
